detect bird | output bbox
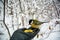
[10,19,45,40]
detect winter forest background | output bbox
[0,0,60,40]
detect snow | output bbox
[0,0,60,40]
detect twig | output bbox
[3,0,11,37]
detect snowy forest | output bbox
[0,0,60,40]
